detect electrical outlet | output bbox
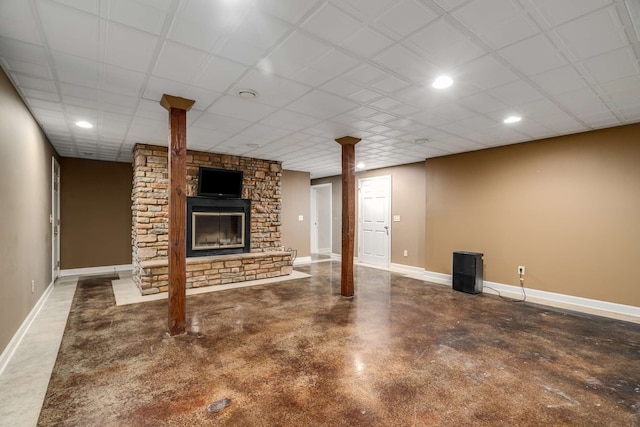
[518,266,525,275]
[31,280,35,293]
[403,250,408,257]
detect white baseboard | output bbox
[420,270,640,323]
[331,253,341,260]
[294,256,312,265]
[390,263,426,275]
[316,248,331,255]
[60,264,133,277]
[0,280,54,376]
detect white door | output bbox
[51,157,61,280]
[310,184,332,254]
[358,175,391,267]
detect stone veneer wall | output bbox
[132,144,287,294]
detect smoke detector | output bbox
[236,89,259,99]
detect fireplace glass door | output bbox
[192,212,245,250]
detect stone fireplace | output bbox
[131,144,293,295]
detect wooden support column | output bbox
[335,136,361,297]
[160,94,195,336]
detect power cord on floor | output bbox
[485,273,526,303]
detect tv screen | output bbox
[197,167,243,198]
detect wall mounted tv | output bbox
[197,167,243,199]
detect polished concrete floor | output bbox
[11,261,640,425]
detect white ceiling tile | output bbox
[229,10,291,50]
[255,0,321,24]
[580,47,639,84]
[390,104,420,116]
[343,64,387,85]
[555,87,613,118]
[488,80,544,106]
[374,45,438,81]
[308,49,360,78]
[0,0,43,45]
[407,19,485,68]
[369,112,397,123]
[302,3,363,45]
[153,41,209,83]
[499,34,567,76]
[240,123,291,140]
[349,106,378,117]
[207,95,278,121]
[231,70,310,107]
[11,74,57,92]
[2,58,52,79]
[261,109,320,131]
[458,92,507,113]
[349,89,382,103]
[341,0,397,18]
[370,97,402,110]
[321,78,362,97]
[553,6,627,61]
[258,31,332,78]
[25,97,64,112]
[287,90,357,119]
[104,0,171,35]
[453,0,539,49]
[52,0,99,15]
[102,65,147,96]
[372,76,410,93]
[215,39,266,66]
[527,0,613,28]
[531,65,588,95]
[192,56,248,92]
[290,68,333,87]
[38,0,100,60]
[376,0,438,38]
[460,55,520,91]
[341,27,394,58]
[105,22,159,72]
[432,0,469,12]
[191,111,252,133]
[52,51,100,88]
[0,38,49,64]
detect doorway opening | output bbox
[51,157,60,281]
[310,183,332,260]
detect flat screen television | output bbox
[197,167,243,199]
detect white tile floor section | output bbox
[0,275,78,427]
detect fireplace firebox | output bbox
[186,197,251,257]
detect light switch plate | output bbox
[298,215,304,221]
[393,215,400,222]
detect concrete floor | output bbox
[21,262,640,425]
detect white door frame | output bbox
[357,175,391,267]
[51,157,60,281]
[310,183,332,255]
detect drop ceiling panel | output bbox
[0,0,638,178]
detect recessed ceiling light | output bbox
[236,89,259,99]
[356,162,366,170]
[504,116,522,124]
[75,120,93,128]
[432,75,453,89]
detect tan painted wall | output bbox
[281,170,311,257]
[59,158,133,269]
[0,68,57,353]
[425,124,640,307]
[312,162,426,267]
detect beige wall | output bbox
[60,158,133,269]
[281,170,311,257]
[0,68,57,353]
[312,162,426,267]
[426,124,640,307]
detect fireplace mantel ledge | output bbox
[139,250,292,269]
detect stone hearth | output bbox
[131,144,292,295]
